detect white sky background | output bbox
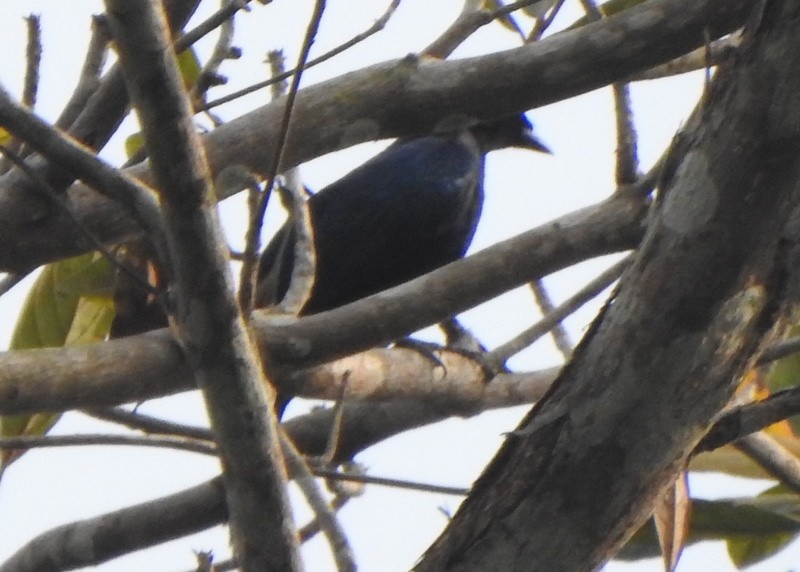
[0,1,796,571]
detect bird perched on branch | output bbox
[256,114,550,315]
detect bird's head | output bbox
[470,113,550,155]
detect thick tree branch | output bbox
[0,194,641,415]
[0,396,504,571]
[104,1,298,569]
[698,385,800,453]
[417,3,800,569]
[0,0,749,271]
[0,478,228,572]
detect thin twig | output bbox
[492,0,527,42]
[628,35,742,81]
[238,50,288,314]
[487,256,631,368]
[312,467,470,496]
[263,52,317,316]
[282,432,356,572]
[529,280,573,358]
[0,433,217,456]
[244,0,326,316]
[758,336,800,365]
[22,14,41,109]
[193,0,239,115]
[298,495,352,542]
[423,0,540,59]
[82,407,214,441]
[590,0,637,188]
[201,0,401,111]
[276,176,316,314]
[613,82,639,185]
[527,0,566,41]
[316,373,350,466]
[184,495,353,572]
[55,15,110,131]
[0,14,42,174]
[735,432,800,494]
[237,174,266,314]
[174,0,249,55]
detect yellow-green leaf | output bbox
[177,47,201,90]
[124,131,145,160]
[725,487,800,568]
[1,252,116,472]
[65,295,117,346]
[727,532,795,568]
[10,252,116,349]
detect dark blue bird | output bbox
[256,114,549,314]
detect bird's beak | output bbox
[521,129,552,154]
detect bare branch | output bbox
[104,0,299,568]
[735,432,800,494]
[54,15,110,131]
[0,399,489,571]
[697,385,800,454]
[418,5,800,568]
[529,280,573,358]
[0,478,228,572]
[422,0,539,59]
[22,14,41,109]
[487,255,630,368]
[202,0,403,111]
[0,194,642,416]
[0,0,750,272]
[0,432,216,456]
[281,433,356,572]
[248,0,326,314]
[82,407,214,441]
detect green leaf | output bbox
[124,131,145,160]
[1,252,116,472]
[10,252,116,349]
[727,532,795,569]
[724,486,800,567]
[65,295,117,346]
[177,47,201,90]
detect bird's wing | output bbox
[257,134,484,312]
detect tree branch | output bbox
[0,0,750,272]
[417,3,800,569]
[104,0,298,569]
[0,194,641,415]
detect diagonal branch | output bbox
[0,0,750,272]
[0,194,643,415]
[417,3,800,569]
[104,1,299,569]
